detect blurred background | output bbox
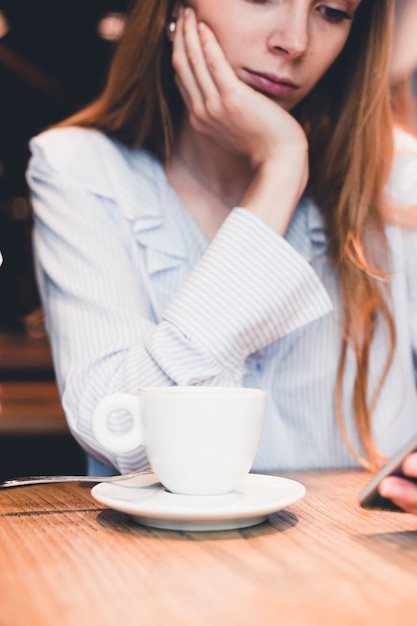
[0,0,130,479]
[0,0,416,480]
[0,0,129,331]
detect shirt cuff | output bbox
[147,207,333,382]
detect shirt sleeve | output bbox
[149,207,333,384]
[27,135,332,472]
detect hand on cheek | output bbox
[171,6,309,232]
[171,8,307,167]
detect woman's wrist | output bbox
[240,155,308,235]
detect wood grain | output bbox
[1,470,417,626]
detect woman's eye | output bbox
[318,6,353,24]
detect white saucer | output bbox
[91,473,306,531]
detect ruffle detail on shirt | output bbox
[307,201,328,258]
[285,197,328,262]
[91,137,190,277]
[111,147,190,277]
[386,130,417,206]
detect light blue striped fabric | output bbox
[27,126,417,474]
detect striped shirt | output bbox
[27,126,417,474]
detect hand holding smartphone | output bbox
[358,433,417,511]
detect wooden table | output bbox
[1,469,417,626]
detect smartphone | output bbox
[358,433,417,511]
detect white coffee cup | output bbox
[92,386,266,496]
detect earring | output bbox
[166,19,177,40]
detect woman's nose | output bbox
[267,8,309,58]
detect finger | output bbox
[182,9,219,102]
[197,22,243,96]
[379,476,417,514]
[402,452,417,478]
[172,13,205,114]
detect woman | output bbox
[27,0,417,513]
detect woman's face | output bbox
[184,0,362,110]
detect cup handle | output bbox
[91,393,144,454]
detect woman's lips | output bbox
[244,69,299,98]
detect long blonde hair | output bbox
[63,0,396,470]
[299,0,396,469]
